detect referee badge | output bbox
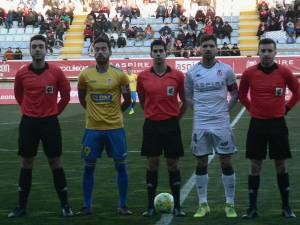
[45,85,54,94]
[167,86,175,96]
[275,87,283,96]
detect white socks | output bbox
[195,174,208,204]
[222,173,236,204]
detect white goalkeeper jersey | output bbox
[185,61,236,130]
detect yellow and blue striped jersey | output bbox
[127,73,137,91]
[78,65,129,130]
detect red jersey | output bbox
[14,63,70,118]
[238,63,300,119]
[137,66,185,120]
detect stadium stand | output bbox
[1,0,300,59]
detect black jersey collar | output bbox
[150,66,171,77]
[28,62,49,75]
[257,63,278,74]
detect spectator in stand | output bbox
[37,12,45,26]
[56,21,65,46]
[172,1,182,18]
[99,1,110,18]
[144,24,154,39]
[111,15,120,33]
[126,26,137,39]
[156,3,166,21]
[131,4,140,19]
[165,3,175,22]
[231,43,241,56]
[23,8,37,27]
[0,7,5,26]
[46,32,55,54]
[179,14,188,29]
[223,21,233,43]
[174,39,184,57]
[188,16,197,31]
[294,3,300,18]
[205,8,215,22]
[136,31,145,41]
[286,21,295,37]
[176,29,186,44]
[215,17,225,39]
[196,28,205,47]
[220,42,231,56]
[16,7,23,27]
[110,35,116,48]
[160,31,170,47]
[6,9,14,29]
[294,17,300,37]
[84,25,93,41]
[268,7,281,30]
[285,6,295,22]
[119,18,129,33]
[203,21,214,35]
[258,4,269,22]
[195,9,206,24]
[14,48,23,60]
[184,30,196,57]
[121,4,132,21]
[117,33,126,48]
[159,25,172,35]
[4,47,14,60]
[257,0,269,11]
[257,21,268,39]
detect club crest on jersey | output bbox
[217,70,223,77]
[45,85,54,94]
[167,86,175,96]
[107,78,112,85]
[275,87,283,96]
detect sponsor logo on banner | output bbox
[0,63,10,77]
[175,60,198,73]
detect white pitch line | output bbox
[155,107,246,225]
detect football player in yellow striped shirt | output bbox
[127,66,138,115]
[77,35,132,216]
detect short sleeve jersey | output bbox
[78,65,130,130]
[185,61,236,130]
[128,73,137,91]
[137,66,185,120]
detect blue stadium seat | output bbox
[17,28,24,34]
[143,40,152,47]
[173,17,179,24]
[231,30,239,37]
[155,17,163,24]
[8,28,17,34]
[145,17,157,25]
[138,18,146,25]
[131,18,138,25]
[153,32,160,39]
[231,16,239,23]
[0,28,8,34]
[164,17,172,24]
[25,27,33,34]
[134,41,143,47]
[127,39,135,47]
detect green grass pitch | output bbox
[0,103,299,225]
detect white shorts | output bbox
[191,128,237,157]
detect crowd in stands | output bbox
[0,0,75,58]
[83,0,238,57]
[257,0,300,43]
[1,47,23,60]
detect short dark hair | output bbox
[258,38,276,49]
[93,34,111,51]
[199,34,217,46]
[30,34,47,45]
[150,39,167,52]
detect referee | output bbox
[137,39,187,217]
[9,35,74,218]
[239,38,300,219]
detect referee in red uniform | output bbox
[137,39,187,217]
[9,35,74,218]
[239,38,300,219]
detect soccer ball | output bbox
[154,192,174,213]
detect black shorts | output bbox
[246,117,291,160]
[18,115,62,158]
[141,117,184,158]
